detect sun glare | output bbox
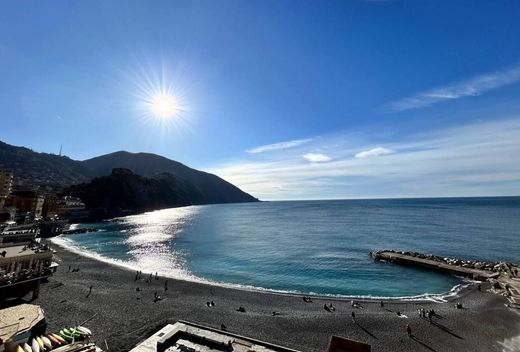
[151,93,177,118]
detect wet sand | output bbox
[25,244,520,351]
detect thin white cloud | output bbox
[246,138,313,154]
[209,118,520,200]
[386,64,520,111]
[303,153,331,163]
[355,147,394,159]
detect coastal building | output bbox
[0,223,39,244]
[9,191,45,220]
[0,242,57,300]
[42,193,58,218]
[0,169,14,211]
[56,196,87,221]
[0,169,13,198]
[130,321,301,352]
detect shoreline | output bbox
[50,236,472,303]
[23,241,520,352]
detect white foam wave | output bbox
[51,235,471,302]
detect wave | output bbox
[50,235,473,302]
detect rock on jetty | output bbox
[371,249,520,309]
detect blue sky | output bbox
[1,1,520,199]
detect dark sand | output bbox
[25,244,520,351]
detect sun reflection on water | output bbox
[118,206,201,277]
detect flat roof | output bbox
[131,321,301,352]
[0,244,52,260]
[0,304,45,341]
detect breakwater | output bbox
[371,249,520,308]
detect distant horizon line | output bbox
[259,195,520,202]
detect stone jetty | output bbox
[371,249,520,309]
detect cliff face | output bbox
[63,168,256,217]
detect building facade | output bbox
[0,169,14,211]
[9,191,45,220]
[0,169,13,198]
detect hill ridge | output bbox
[0,140,258,205]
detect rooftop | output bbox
[0,244,51,260]
[0,304,45,342]
[130,321,301,352]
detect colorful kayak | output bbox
[49,333,67,345]
[45,333,60,347]
[41,335,53,350]
[76,326,92,336]
[35,336,44,351]
[31,338,40,352]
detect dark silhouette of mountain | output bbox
[0,141,91,191]
[82,151,257,203]
[64,168,227,217]
[0,141,258,205]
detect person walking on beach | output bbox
[351,311,356,323]
[406,324,412,337]
[164,280,168,292]
[380,300,384,309]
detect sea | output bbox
[52,197,520,300]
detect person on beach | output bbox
[478,284,481,292]
[351,311,356,323]
[164,280,168,292]
[406,324,412,337]
[351,300,362,309]
[427,310,432,323]
[380,301,384,309]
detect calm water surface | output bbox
[54,197,520,298]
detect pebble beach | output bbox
[24,243,520,352]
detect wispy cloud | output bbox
[355,147,394,159]
[209,118,520,200]
[386,64,520,111]
[303,153,331,163]
[246,138,313,154]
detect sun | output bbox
[151,93,177,118]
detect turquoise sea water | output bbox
[53,197,520,299]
